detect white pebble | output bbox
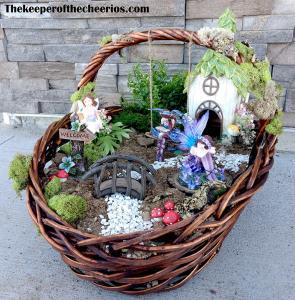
[99,193,153,236]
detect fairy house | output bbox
[188,73,246,138]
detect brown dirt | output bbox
[117,132,175,163]
[47,132,252,236]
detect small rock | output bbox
[52,152,66,165]
[142,211,150,221]
[136,136,155,147]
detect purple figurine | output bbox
[151,110,177,162]
[190,136,217,181]
[171,111,221,189]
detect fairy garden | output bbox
[10,10,283,252]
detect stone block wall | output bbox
[0,0,294,124]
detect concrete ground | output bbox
[0,124,295,300]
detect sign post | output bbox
[59,114,95,174]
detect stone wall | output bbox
[0,0,294,124]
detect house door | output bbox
[196,101,223,138]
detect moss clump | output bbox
[84,142,103,164]
[59,142,72,156]
[44,177,62,200]
[71,82,96,103]
[239,60,272,100]
[98,35,112,46]
[250,80,281,120]
[8,154,32,195]
[266,111,284,136]
[48,194,87,223]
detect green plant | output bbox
[44,177,62,200]
[112,110,151,132]
[161,72,188,111]
[218,8,237,33]
[266,111,284,136]
[48,194,87,223]
[71,82,96,103]
[8,154,32,195]
[127,61,187,112]
[84,122,130,164]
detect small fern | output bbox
[84,122,131,164]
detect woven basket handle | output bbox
[78,28,242,89]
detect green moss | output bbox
[235,41,254,62]
[218,8,237,33]
[84,142,103,164]
[44,177,62,200]
[98,35,112,46]
[8,154,32,195]
[71,82,96,103]
[266,111,284,136]
[59,142,72,156]
[239,60,271,100]
[48,194,87,223]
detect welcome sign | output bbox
[59,128,95,144]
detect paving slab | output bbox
[0,124,294,300]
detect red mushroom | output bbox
[50,170,69,182]
[162,211,180,225]
[150,207,165,218]
[164,199,175,211]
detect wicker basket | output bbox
[27,29,277,295]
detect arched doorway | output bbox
[195,101,223,138]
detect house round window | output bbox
[203,76,219,96]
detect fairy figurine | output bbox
[170,111,221,189]
[77,94,104,134]
[151,109,182,162]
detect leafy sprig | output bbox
[218,8,237,33]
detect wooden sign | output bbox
[59,128,95,144]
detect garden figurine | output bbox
[151,109,182,162]
[190,136,217,181]
[169,110,221,189]
[178,135,220,189]
[150,207,165,218]
[50,170,69,182]
[162,210,181,225]
[78,94,104,134]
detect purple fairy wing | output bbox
[193,110,209,137]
